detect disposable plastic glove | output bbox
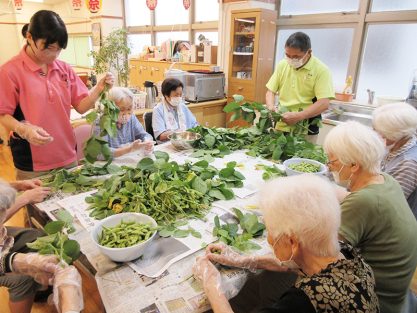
[12,253,59,286]
[11,179,42,191]
[205,243,258,271]
[15,122,53,145]
[52,265,84,313]
[96,72,115,92]
[193,256,222,293]
[19,186,51,204]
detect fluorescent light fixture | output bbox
[235,18,255,24]
[25,0,45,3]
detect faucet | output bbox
[367,89,375,105]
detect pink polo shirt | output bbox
[0,46,89,171]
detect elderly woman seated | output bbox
[324,121,417,313]
[93,87,154,158]
[152,78,199,143]
[193,174,379,313]
[372,102,417,219]
[0,181,83,313]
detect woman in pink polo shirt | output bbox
[0,10,114,179]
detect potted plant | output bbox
[90,28,131,87]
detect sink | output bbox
[323,102,374,126]
[323,112,373,126]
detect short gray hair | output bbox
[323,121,385,175]
[372,102,417,142]
[259,175,341,257]
[108,87,134,104]
[0,180,16,222]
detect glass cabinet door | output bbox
[231,16,257,80]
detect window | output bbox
[156,31,189,46]
[155,0,189,26]
[125,0,151,26]
[275,28,354,91]
[371,0,417,12]
[356,24,417,101]
[125,0,219,60]
[59,36,92,68]
[194,31,218,45]
[128,34,152,56]
[195,0,219,22]
[280,0,359,15]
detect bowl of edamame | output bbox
[91,213,157,262]
[283,158,327,176]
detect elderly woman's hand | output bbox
[205,243,257,271]
[19,186,51,204]
[12,253,59,286]
[52,265,84,313]
[193,256,222,292]
[11,179,42,191]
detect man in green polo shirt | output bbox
[266,32,335,137]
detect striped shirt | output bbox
[382,136,417,199]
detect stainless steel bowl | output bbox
[168,131,201,150]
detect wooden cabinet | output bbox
[227,8,277,127]
[129,60,213,89]
[71,99,228,129]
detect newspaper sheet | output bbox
[35,146,277,312]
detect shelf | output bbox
[234,32,255,36]
[233,52,254,56]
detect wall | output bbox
[218,0,276,90]
[0,0,124,68]
[0,1,53,64]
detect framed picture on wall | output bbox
[91,22,101,47]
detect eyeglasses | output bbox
[326,159,338,167]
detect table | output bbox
[34,143,279,313]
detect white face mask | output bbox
[269,238,302,271]
[331,165,353,189]
[169,97,182,107]
[117,114,130,125]
[285,52,308,69]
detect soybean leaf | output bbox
[204,134,216,148]
[209,189,226,200]
[106,164,123,175]
[223,101,241,113]
[220,187,234,200]
[219,167,234,178]
[174,220,188,227]
[233,208,244,222]
[190,229,202,239]
[61,183,77,193]
[56,209,74,224]
[173,229,190,238]
[214,215,220,228]
[44,221,65,235]
[63,240,81,263]
[85,111,98,124]
[192,176,208,194]
[159,229,174,238]
[154,151,170,162]
[137,158,154,170]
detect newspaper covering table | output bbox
[36,143,281,313]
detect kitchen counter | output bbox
[71,98,228,128]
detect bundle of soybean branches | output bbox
[189,99,327,164]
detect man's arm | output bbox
[266,89,277,111]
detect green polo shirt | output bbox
[340,173,417,313]
[266,55,335,112]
